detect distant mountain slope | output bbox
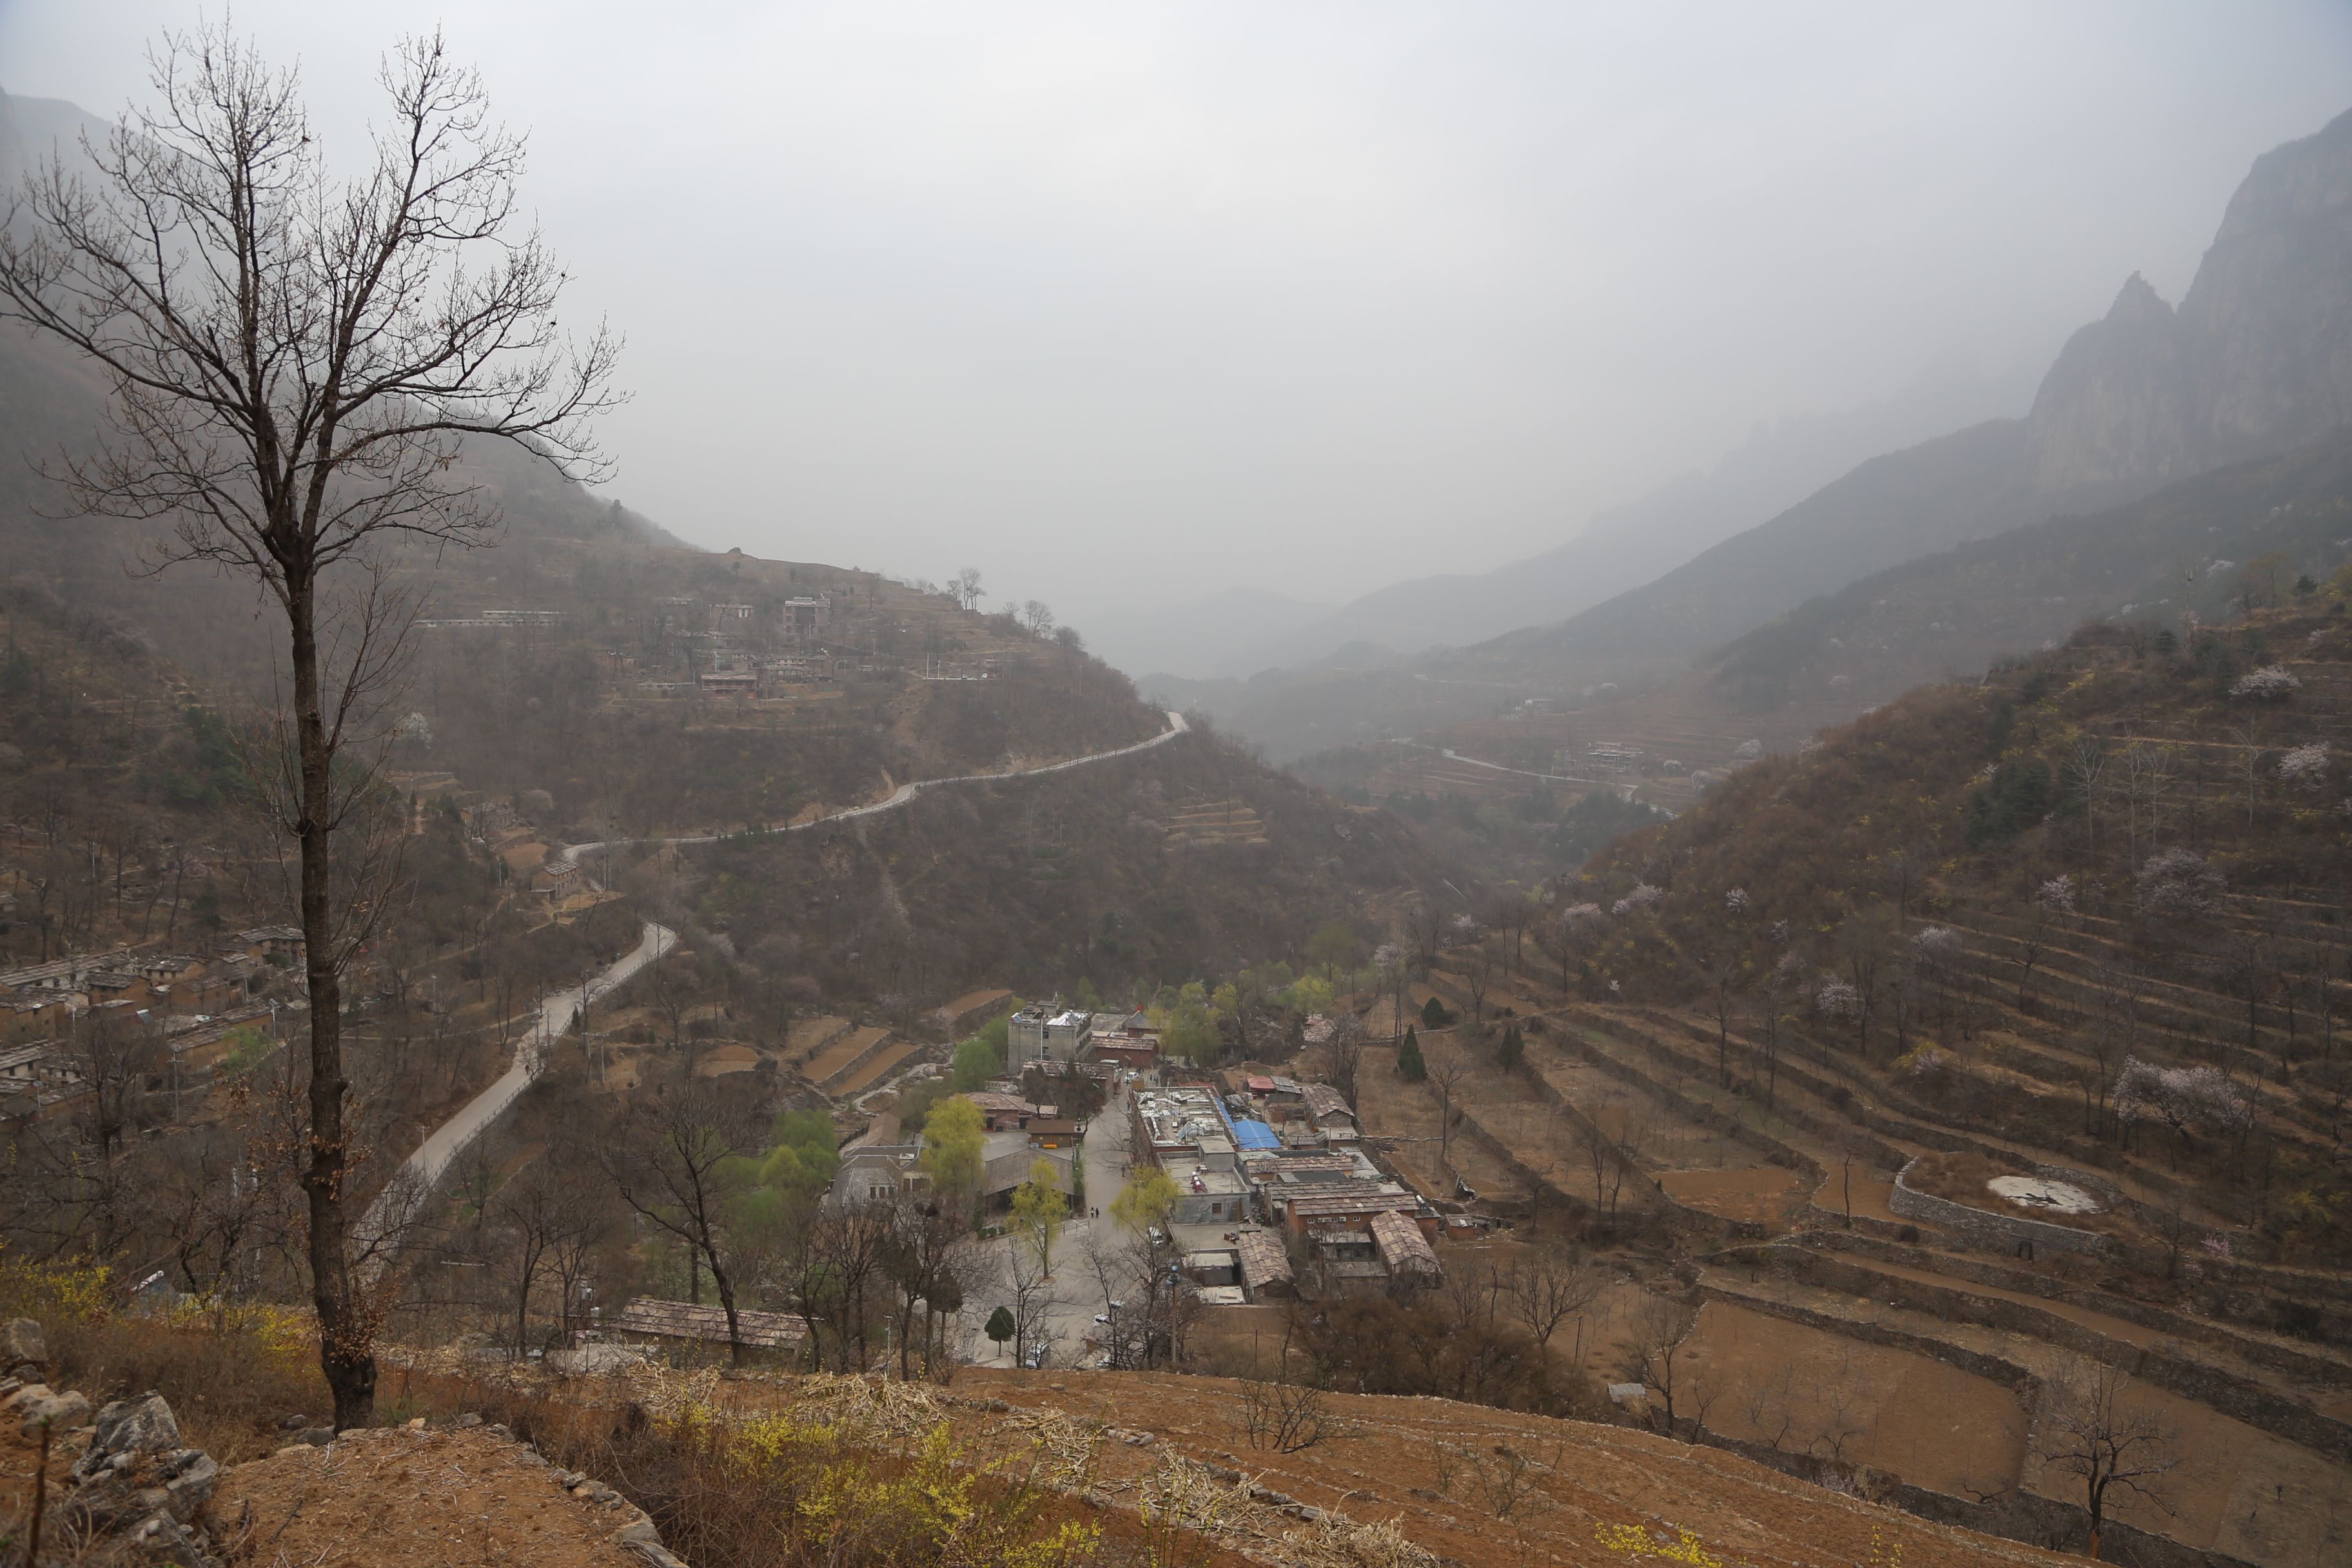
[1474,104,2352,684]
[1201,105,2352,762]
[1707,430,2352,713]
[1177,359,2026,680]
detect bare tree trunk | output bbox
[289,581,373,1430]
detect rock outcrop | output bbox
[2028,107,2352,495]
[1,1318,226,1567]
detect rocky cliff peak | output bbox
[2177,104,2352,466]
[2022,106,2352,500]
[2022,271,2188,496]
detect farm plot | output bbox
[1354,1041,1529,1204]
[1682,1298,2029,1502]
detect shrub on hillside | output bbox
[2133,848,2225,918]
[2228,665,2300,700]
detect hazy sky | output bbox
[5,3,2350,618]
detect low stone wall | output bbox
[1889,1157,2110,1256]
[1810,1230,2352,1393]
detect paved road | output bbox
[556,709,1190,872]
[972,1075,1145,1368]
[360,710,1190,1262]
[355,919,676,1256]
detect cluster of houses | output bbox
[820,996,1444,1306]
[827,1088,1086,1217]
[1,927,300,1114]
[1132,1073,1442,1302]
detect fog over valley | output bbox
[6,11,2352,1568]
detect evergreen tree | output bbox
[985,1306,1015,1357]
[1497,1024,1524,1072]
[1397,1025,1427,1081]
[1422,994,1451,1028]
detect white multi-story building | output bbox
[1006,1004,1093,1068]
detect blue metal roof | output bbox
[1231,1119,1280,1151]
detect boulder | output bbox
[9,1382,92,1436]
[74,1393,184,1480]
[1,1316,46,1376]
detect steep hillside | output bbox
[1198,105,2352,765]
[1568,591,2352,1264]
[649,720,1443,1003]
[1706,430,2352,714]
[1464,103,2352,689]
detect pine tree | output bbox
[1397,1025,1427,1081]
[1497,1024,1524,1072]
[985,1306,1016,1357]
[1422,994,1451,1028]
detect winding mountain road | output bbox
[361,707,1192,1257]
[555,708,1189,872]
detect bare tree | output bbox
[1406,900,1447,967]
[1502,1245,1605,1363]
[1462,946,1496,1022]
[950,567,984,612]
[602,1075,757,1365]
[1424,1032,1475,1179]
[1707,958,1738,1087]
[883,1193,977,1380]
[2034,1359,2181,1560]
[1322,1012,1366,1107]
[487,1151,602,1358]
[1239,1320,1346,1454]
[2226,724,2267,830]
[0,26,620,1428]
[2062,740,2108,860]
[1004,1230,1066,1367]
[1620,1293,1702,1439]
[2012,897,2058,1015]
[2116,745,2176,869]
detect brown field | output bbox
[1355,1040,1533,1204]
[1683,1299,2028,1500]
[803,1024,892,1084]
[1660,1166,1805,1224]
[942,1365,2077,1568]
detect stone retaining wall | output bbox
[1890,1157,2111,1256]
[1712,1244,2352,1458]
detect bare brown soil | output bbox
[1659,1166,1805,1225]
[1901,1152,2138,1244]
[1682,1299,2029,1500]
[945,1365,2075,1568]
[1354,1042,1529,1203]
[212,1424,647,1568]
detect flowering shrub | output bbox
[2277,741,2330,788]
[2036,874,2077,913]
[1910,926,1963,960]
[2113,1056,2251,1138]
[0,1248,115,1321]
[2229,665,2300,700]
[1611,883,1663,917]
[1562,902,1606,927]
[1595,1522,1724,1565]
[1901,1045,1948,1077]
[1813,977,1861,1019]
[2134,848,2224,917]
[1723,888,1750,912]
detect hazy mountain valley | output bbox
[4,28,2351,1568]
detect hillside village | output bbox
[7,21,2352,1568]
